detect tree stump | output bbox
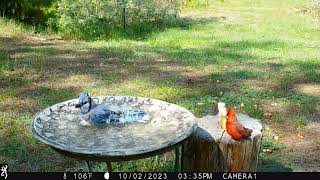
[182,114,263,172]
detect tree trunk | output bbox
[121,0,126,29]
[182,114,262,172]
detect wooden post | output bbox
[182,114,262,172]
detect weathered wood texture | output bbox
[182,114,262,172]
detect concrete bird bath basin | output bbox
[30,96,197,164]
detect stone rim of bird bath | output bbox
[30,96,197,159]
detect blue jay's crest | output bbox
[77,91,90,105]
[75,92,146,126]
[75,91,93,114]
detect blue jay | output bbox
[75,92,145,126]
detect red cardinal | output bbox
[226,108,252,141]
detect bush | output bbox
[53,0,183,39]
[0,0,56,26]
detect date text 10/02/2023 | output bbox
[117,173,257,180]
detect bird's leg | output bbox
[106,162,112,172]
[219,130,225,142]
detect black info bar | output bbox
[2,172,319,180]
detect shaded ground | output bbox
[0,0,319,172]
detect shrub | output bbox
[53,0,183,39]
[0,0,56,26]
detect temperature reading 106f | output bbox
[72,173,93,180]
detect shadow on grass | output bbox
[258,159,293,172]
[154,40,288,66]
[90,16,224,41]
[1,35,319,116]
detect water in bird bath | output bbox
[31,96,196,156]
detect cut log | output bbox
[182,114,263,172]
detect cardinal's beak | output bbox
[75,103,82,108]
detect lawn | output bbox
[0,0,319,172]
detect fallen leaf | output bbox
[271,102,278,106]
[196,102,204,106]
[262,149,273,154]
[297,133,305,139]
[263,112,272,118]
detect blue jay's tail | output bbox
[120,110,146,123]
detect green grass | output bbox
[1,0,320,172]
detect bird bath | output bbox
[30,96,197,162]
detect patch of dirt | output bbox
[294,83,320,97]
[267,122,320,172]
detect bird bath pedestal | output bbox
[30,96,197,171]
